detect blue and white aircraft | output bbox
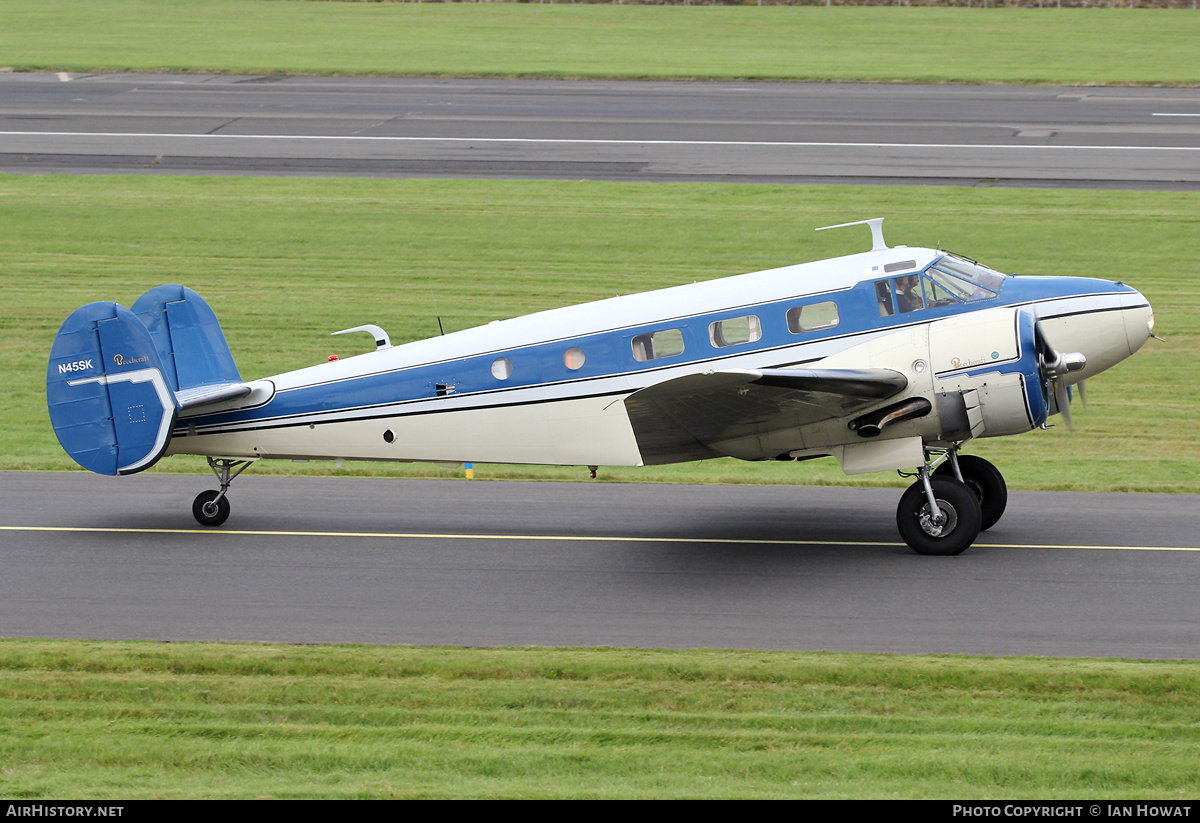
[47,219,1154,555]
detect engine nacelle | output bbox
[785,308,1049,473]
[927,307,1047,440]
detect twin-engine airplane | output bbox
[48,218,1153,555]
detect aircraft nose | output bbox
[1033,285,1153,383]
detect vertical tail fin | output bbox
[131,285,241,393]
[48,301,180,475]
[47,286,245,475]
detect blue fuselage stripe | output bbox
[178,277,1134,438]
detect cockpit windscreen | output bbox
[875,254,1007,317]
[929,255,1007,297]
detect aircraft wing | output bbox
[624,367,908,464]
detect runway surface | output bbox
[2,73,1199,188]
[2,472,1198,657]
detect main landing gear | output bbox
[192,457,257,527]
[896,448,1007,555]
[934,453,1008,532]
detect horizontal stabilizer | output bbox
[625,367,908,464]
[175,382,254,411]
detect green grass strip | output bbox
[5,174,1197,492]
[1,639,1198,798]
[2,1,1199,85]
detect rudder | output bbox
[47,302,180,475]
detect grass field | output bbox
[3,0,1200,85]
[1,639,1198,799]
[5,174,1197,492]
[3,1,1199,802]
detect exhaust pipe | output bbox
[849,397,932,438]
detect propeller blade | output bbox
[1032,318,1085,429]
[1033,319,1054,361]
[1055,378,1072,430]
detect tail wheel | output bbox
[934,455,1008,531]
[896,477,981,556]
[192,490,231,527]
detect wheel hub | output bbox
[918,500,957,538]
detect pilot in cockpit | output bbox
[895,274,924,313]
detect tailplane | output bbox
[47,286,250,475]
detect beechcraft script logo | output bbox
[948,351,1003,370]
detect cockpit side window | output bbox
[877,276,924,316]
[875,280,896,316]
[893,274,925,313]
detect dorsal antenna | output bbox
[815,217,888,252]
[332,324,392,350]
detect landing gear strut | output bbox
[192,457,256,527]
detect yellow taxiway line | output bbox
[1,525,1197,552]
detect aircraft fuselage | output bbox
[168,244,1152,470]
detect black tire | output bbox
[896,477,982,556]
[192,490,231,527]
[935,455,1007,531]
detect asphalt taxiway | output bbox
[2,472,1197,657]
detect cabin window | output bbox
[490,357,513,380]
[787,301,840,333]
[563,347,586,370]
[631,328,685,362]
[709,315,761,348]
